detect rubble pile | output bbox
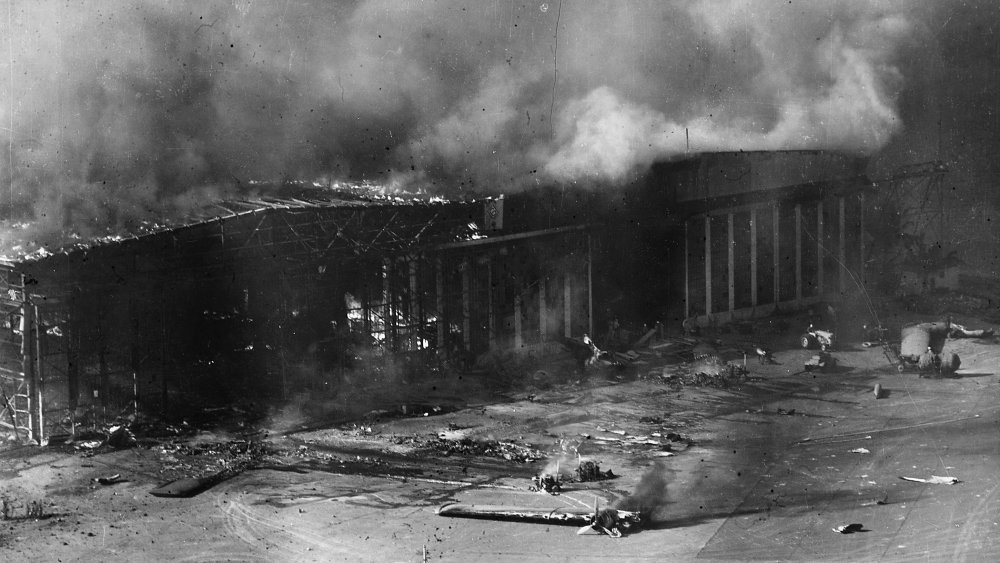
[575,460,615,482]
[644,358,750,388]
[72,421,181,455]
[155,438,267,481]
[420,437,544,463]
[286,443,391,470]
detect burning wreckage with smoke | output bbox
[1,146,973,537]
[2,1,992,544]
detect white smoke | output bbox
[542,3,912,182]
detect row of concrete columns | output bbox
[433,248,592,352]
[685,195,865,319]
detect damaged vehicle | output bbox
[800,324,835,351]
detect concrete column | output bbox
[408,257,418,349]
[461,259,470,351]
[684,220,690,318]
[514,294,523,348]
[487,256,496,348]
[750,208,758,307]
[382,258,392,350]
[539,277,547,341]
[435,258,445,350]
[563,275,572,338]
[795,204,802,303]
[817,201,824,295]
[773,204,780,303]
[727,212,735,314]
[704,215,712,315]
[839,197,847,294]
[859,192,866,283]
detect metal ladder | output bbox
[0,268,34,441]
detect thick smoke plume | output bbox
[615,462,669,522]
[0,1,945,252]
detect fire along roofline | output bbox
[1,193,502,266]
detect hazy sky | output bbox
[1,0,997,248]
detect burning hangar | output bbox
[0,149,876,444]
[624,149,873,328]
[0,189,594,443]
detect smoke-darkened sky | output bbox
[1,0,998,250]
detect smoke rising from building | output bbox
[0,0,976,251]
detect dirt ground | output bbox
[2,314,999,562]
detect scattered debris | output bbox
[804,351,835,372]
[107,425,137,449]
[861,493,889,506]
[899,475,959,485]
[584,426,680,450]
[947,320,995,339]
[74,440,103,450]
[150,439,266,498]
[833,523,865,534]
[94,473,123,485]
[633,323,661,348]
[562,334,611,369]
[426,438,543,463]
[647,356,750,388]
[400,404,445,417]
[755,345,776,365]
[576,460,616,482]
[663,432,694,451]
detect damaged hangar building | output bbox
[0,149,873,444]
